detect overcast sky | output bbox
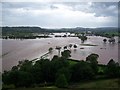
[2,2,118,28]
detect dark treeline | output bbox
[2,27,50,39]
[2,27,68,35]
[91,27,120,38]
[2,27,119,37]
[2,50,120,89]
[2,26,119,33]
[2,35,50,39]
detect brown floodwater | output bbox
[1,36,119,71]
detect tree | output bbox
[61,50,71,59]
[86,54,99,63]
[51,56,69,82]
[73,45,77,49]
[108,37,115,43]
[105,59,120,78]
[86,54,99,74]
[78,35,87,43]
[103,39,107,43]
[55,74,68,88]
[69,44,72,49]
[48,47,53,53]
[64,46,67,50]
[2,70,33,87]
[31,60,43,83]
[56,67,71,82]
[40,59,53,82]
[71,61,94,82]
[2,71,11,85]
[17,71,34,87]
[12,66,18,71]
[19,60,33,72]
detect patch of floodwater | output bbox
[2,36,118,71]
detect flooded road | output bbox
[2,36,119,71]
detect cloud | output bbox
[60,2,118,17]
[90,2,118,17]
[1,0,120,2]
[2,2,118,28]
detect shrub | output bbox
[55,74,68,88]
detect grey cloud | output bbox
[2,2,52,10]
[90,2,118,17]
[2,2,118,28]
[63,2,118,17]
[2,2,118,17]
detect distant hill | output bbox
[2,26,119,34]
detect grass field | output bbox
[8,78,119,90]
[68,59,78,66]
[71,79,119,88]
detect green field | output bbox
[68,59,78,66]
[71,79,119,88]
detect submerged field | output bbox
[2,36,118,71]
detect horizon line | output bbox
[1,26,118,29]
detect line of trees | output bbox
[2,34,50,39]
[2,50,120,89]
[103,38,116,44]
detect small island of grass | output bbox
[80,44,98,46]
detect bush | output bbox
[105,59,120,78]
[71,61,94,82]
[86,53,99,74]
[2,84,15,90]
[55,74,68,88]
[56,67,71,82]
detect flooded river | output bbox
[2,35,119,71]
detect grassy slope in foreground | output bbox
[70,79,119,88]
[9,78,119,90]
